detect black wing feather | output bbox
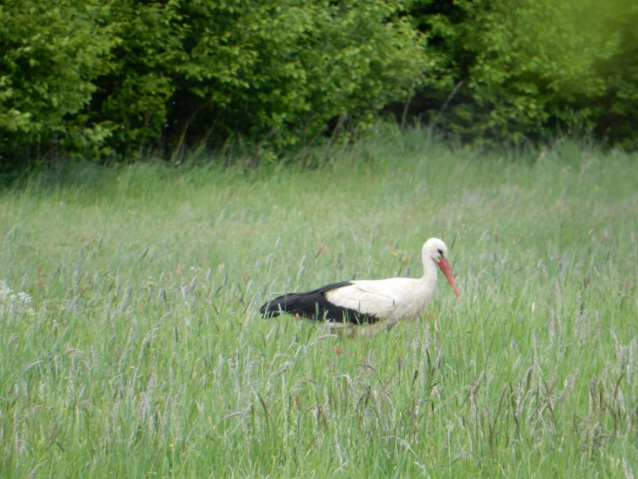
[259,281,381,324]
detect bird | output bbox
[259,238,460,337]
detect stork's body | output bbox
[260,238,459,336]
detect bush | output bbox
[131,0,428,160]
[0,0,116,167]
[1,0,637,168]
[0,0,428,165]
[408,0,638,148]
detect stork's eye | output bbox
[437,248,443,256]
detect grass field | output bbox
[1,130,637,477]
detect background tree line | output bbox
[1,0,636,168]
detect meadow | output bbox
[1,129,637,477]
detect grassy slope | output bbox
[1,132,637,477]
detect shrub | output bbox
[408,0,638,148]
[0,0,116,167]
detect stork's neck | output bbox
[420,256,439,286]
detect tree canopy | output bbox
[1,0,636,167]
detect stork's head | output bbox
[423,238,460,297]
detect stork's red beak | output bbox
[437,259,460,297]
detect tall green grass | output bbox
[1,130,637,477]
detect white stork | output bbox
[260,238,460,336]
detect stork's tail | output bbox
[260,282,352,319]
[259,296,290,317]
[259,281,380,324]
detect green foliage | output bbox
[410,0,638,147]
[1,0,638,165]
[591,0,638,148]
[0,0,117,164]
[165,0,427,156]
[91,0,184,158]
[0,0,426,164]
